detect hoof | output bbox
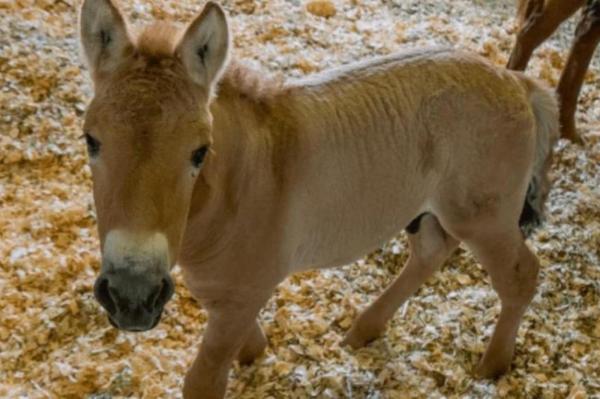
[559,119,583,144]
[475,358,511,380]
[237,350,262,366]
[237,335,267,366]
[562,131,583,145]
[341,324,383,349]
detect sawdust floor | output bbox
[1,0,599,398]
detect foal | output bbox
[79,1,559,398]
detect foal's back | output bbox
[285,48,537,269]
[288,47,536,192]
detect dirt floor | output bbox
[1,0,599,398]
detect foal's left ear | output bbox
[176,2,230,96]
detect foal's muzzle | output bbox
[94,269,174,332]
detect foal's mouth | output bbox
[107,312,162,332]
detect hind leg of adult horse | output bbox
[443,220,539,378]
[556,0,600,142]
[507,0,584,70]
[342,214,459,349]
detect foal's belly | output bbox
[287,158,431,272]
[293,214,415,271]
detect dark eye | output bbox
[84,132,101,157]
[191,145,209,168]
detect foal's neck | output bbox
[183,61,378,265]
[209,62,300,194]
[182,63,300,262]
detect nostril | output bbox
[94,276,116,315]
[153,277,174,309]
[145,283,161,311]
[108,286,122,310]
[143,278,172,312]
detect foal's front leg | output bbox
[183,300,265,399]
[237,319,267,365]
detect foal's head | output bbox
[79,0,230,331]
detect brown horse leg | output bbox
[461,228,539,378]
[557,0,600,142]
[507,0,584,70]
[342,214,459,349]
[237,319,267,365]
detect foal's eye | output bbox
[84,132,101,157]
[191,145,209,168]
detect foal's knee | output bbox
[517,244,540,298]
[498,243,540,306]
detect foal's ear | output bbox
[176,2,230,95]
[79,0,133,79]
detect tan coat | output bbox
[79,1,559,398]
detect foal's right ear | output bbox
[176,2,230,96]
[79,0,133,79]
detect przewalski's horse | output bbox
[508,0,600,143]
[79,1,559,398]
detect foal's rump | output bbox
[422,54,559,236]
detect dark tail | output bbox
[517,74,560,236]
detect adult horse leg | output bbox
[556,0,600,142]
[507,0,584,70]
[342,214,459,349]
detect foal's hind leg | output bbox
[459,227,539,378]
[342,214,459,349]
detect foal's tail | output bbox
[518,74,560,236]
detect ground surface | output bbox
[1,0,599,398]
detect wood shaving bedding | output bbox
[1,0,599,397]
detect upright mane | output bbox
[135,22,284,102]
[218,61,285,103]
[136,22,181,59]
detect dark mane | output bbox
[135,22,180,59]
[218,61,285,103]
